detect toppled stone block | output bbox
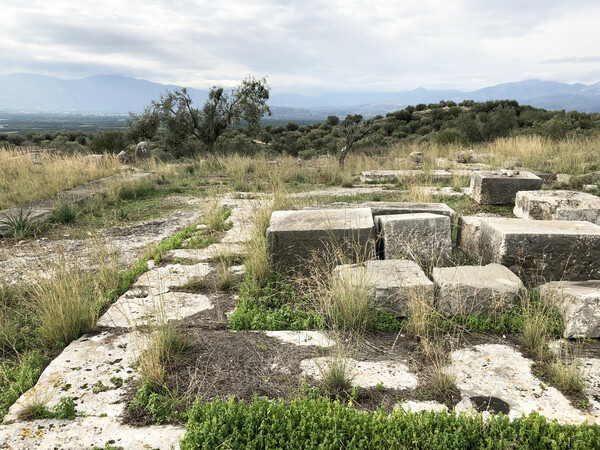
[514,190,600,225]
[376,213,452,266]
[362,201,456,224]
[433,264,525,316]
[333,259,434,316]
[479,217,600,284]
[360,170,452,184]
[469,171,542,205]
[539,280,600,338]
[266,208,374,273]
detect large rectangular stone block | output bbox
[469,171,542,205]
[514,190,600,225]
[433,264,525,316]
[266,208,374,273]
[333,259,434,317]
[376,213,452,267]
[539,280,600,338]
[479,217,600,285]
[362,201,455,225]
[360,170,452,184]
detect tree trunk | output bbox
[338,146,349,170]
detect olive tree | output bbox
[131,76,271,156]
[335,114,375,169]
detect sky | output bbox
[2,0,600,94]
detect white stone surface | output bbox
[165,242,246,263]
[133,263,212,294]
[360,170,452,183]
[264,331,336,347]
[582,358,600,414]
[539,281,600,338]
[3,331,146,423]
[397,400,448,413]
[98,290,213,328]
[0,417,183,449]
[300,357,418,390]
[449,344,599,424]
[514,190,600,225]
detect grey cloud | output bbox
[541,56,600,64]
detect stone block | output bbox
[376,213,452,266]
[479,217,600,285]
[456,215,492,257]
[539,281,600,338]
[266,208,374,273]
[433,264,525,316]
[514,190,600,225]
[469,171,542,204]
[360,170,452,184]
[333,259,434,316]
[362,201,455,224]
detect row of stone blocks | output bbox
[333,259,600,339]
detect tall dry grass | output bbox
[0,149,121,210]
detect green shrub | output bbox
[182,396,600,449]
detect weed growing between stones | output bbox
[52,202,78,225]
[0,208,38,239]
[20,396,76,421]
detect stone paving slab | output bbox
[360,170,452,184]
[514,190,600,224]
[397,400,448,413]
[300,357,418,390]
[539,281,600,338]
[3,331,146,424]
[165,242,245,263]
[449,344,598,424]
[362,201,456,224]
[98,289,213,329]
[133,263,212,295]
[0,418,183,449]
[263,331,335,347]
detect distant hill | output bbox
[1,73,599,117]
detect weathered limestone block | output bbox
[469,171,542,204]
[433,264,525,316]
[539,281,600,338]
[362,201,455,224]
[376,213,452,266]
[479,217,600,285]
[135,141,151,159]
[266,208,374,273]
[360,170,452,184]
[333,259,434,316]
[456,215,492,258]
[514,190,600,225]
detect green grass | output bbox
[181,395,600,449]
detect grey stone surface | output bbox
[135,140,151,159]
[514,190,600,225]
[539,280,600,338]
[333,259,434,316]
[376,213,452,266]
[479,217,600,284]
[362,201,455,224]
[456,215,492,258]
[433,264,525,315]
[360,169,452,183]
[266,208,374,273]
[469,171,542,205]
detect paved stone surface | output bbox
[514,190,600,225]
[539,281,600,338]
[433,264,525,316]
[469,171,542,205]
[0,418,183,449]
[133,263,212,295]
[376,213,452,266]
[397,400,448,413]
[165,242,245,263]
[98,290,213,329]
[333,259,434,316]
[267,208,375,273]
[300,357,418,390]
[582,358,600,413]
[3,331,146,424]
[450,344,598,424]
[360,170,452,184]
[362,201,455,224]
[263,331,335,347]
[479,217,600,284]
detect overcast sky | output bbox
[2,0,599,94]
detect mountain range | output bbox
[1,74,600,120]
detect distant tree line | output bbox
[3,99,600,159]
